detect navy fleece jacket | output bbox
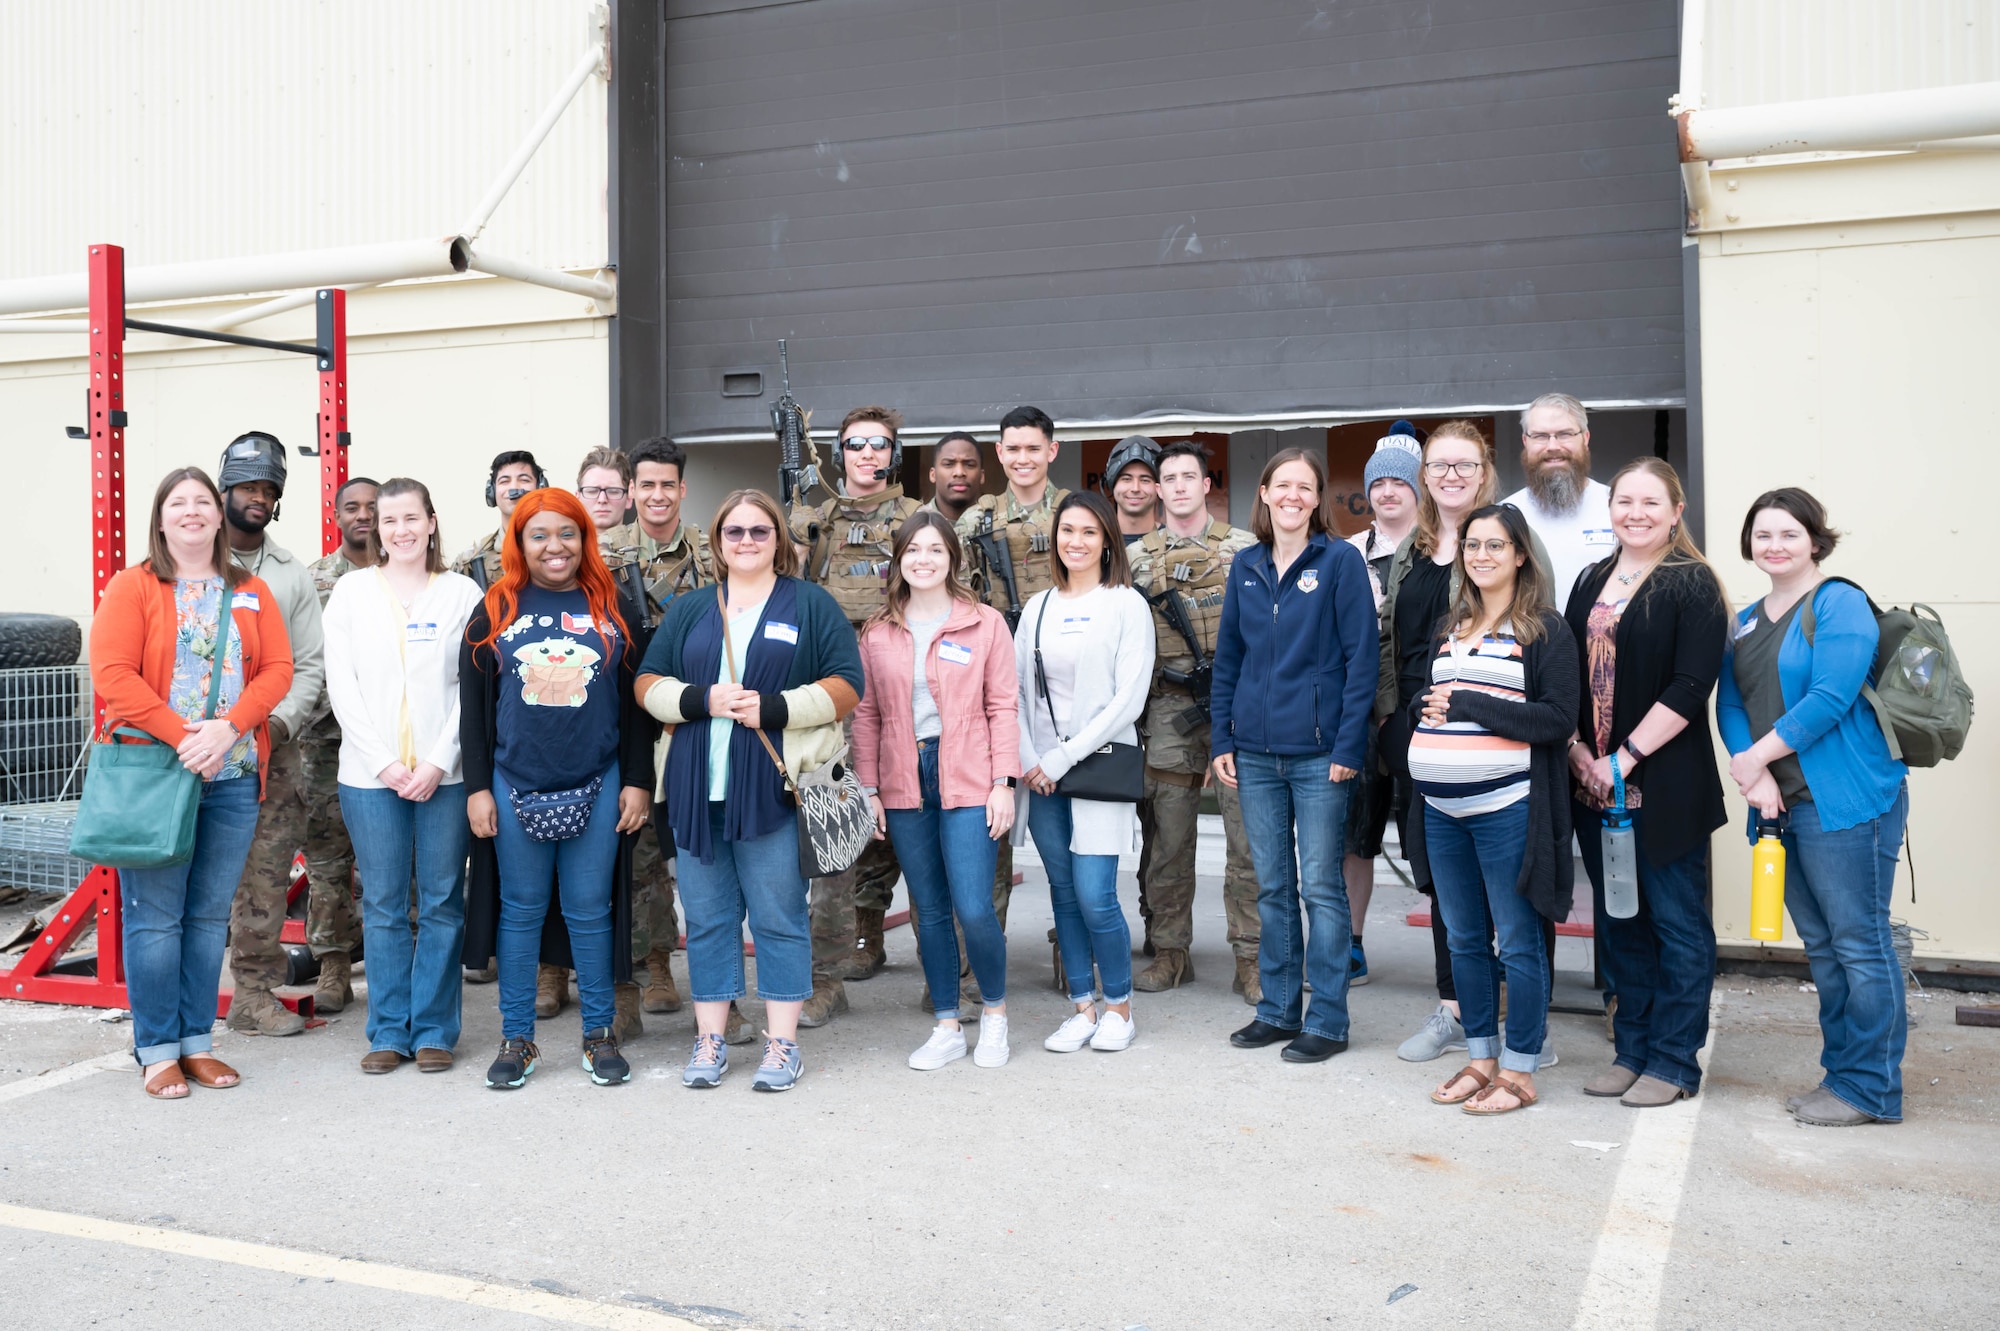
[1210,531,1378,770]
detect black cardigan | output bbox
[1402,608,1581,923]
[1563,557,1729,867]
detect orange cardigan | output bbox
[89,565,294,798]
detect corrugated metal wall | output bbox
[1,0,608,279]
[1702,0,2000,109]
[655,0,1688,440]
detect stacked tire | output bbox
[0,614,87,804]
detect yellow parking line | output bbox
[0,1202,718,1331]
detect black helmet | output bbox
[218,432,288,496]
[1101,434,1160,493]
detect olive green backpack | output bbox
[1802,577,1972,768]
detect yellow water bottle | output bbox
[1750,816,1786,941]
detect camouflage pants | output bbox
[295,725,360,957]
[629,819,680,962]
[228,739,306,993]
[810,835,902,976]
[1138,768,1260,958]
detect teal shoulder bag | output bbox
[69,588,236,869]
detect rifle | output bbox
[970,507,1023,630]
[770,339,827,511]
[1147,584,1213,733]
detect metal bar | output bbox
[462,248,615,301]
[202,282,377,332]
[1678,81,2000,162]
[87,245,126,633]
[316,289,349,555]
[123,317,322,357]
[0,318,89,334]
[461,34,608,244]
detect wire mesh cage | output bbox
[0,665,93,896]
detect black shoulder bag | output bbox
[1032,596,1144,803]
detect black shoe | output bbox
[484,1037,540,1090]
[581,1027,631,1085]
[1231,1019,1303,1048]
[1280,1032,1348,1063]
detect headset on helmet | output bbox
[485,451,550,508]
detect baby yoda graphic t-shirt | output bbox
[493,584,626,792]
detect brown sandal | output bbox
[178,1055,241,1088]
[1463,1075,1538,1116]
[1431,1065,1492,1105]
[143,1063,189,1100]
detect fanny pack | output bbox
[507,773,604,842]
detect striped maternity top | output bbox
[1407,627,1531,817]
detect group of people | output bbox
[96,394,1914,1129]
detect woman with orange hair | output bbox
[458,489,655,1091]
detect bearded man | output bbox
[1501,392,1614,601]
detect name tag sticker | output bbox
[406,621,439,644]
[764,621,800,645]
[1582,528,1616,547]
[938,640,974,666]
[230,593,259,611]
[1477,640,1513,657]
[1058,615,1090,634]
[1734,617,1758,641]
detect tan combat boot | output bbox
[535,965,569,1018]
[798,975,848,1028]
[613,981,644,1043]
[641,947,682,1013]
[313,953,354,1013]
[1232,954,1263,1007]
[226,990,305,1036]
[1133,947,1194,992]
[833,907,886,980]
[723,1000,755,1045]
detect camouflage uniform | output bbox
[300,550,363,958]
[599,520,714,966]
[449,529,504,591]
[790,485,918,994]
[224,537,325,1026]
[1129,519,1262,982]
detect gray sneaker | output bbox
[1538,1043,1559,1070]
[682,1032,728,1089]
[751,1035,803,1092]
[1397,1004,1468,1062]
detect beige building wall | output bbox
[1695,148,2000,966]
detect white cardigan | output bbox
[1013,583,1155,855]
[322,567,483,789]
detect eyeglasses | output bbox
[1424,461,1482,478]
[578,486,628,502]
[1523,429,1582,445]
[720,524,776,543]
[1461,538,1515,556]
[841,435,894,453]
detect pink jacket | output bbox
[854,600,1021,809]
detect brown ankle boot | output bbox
[535,964,568,1018]
[1133,947,1194,992]
[833,907,886,980]
[1048,927,1066,993]
[798,975,848,1027]
[1232,954,1263,1007]
[641,947,682,1013]
[612,981,644,1043]
[313,953,354,1013]
[723,1001,755,1045]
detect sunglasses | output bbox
[841,435,894,453]
[720,524,776,543]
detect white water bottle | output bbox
[1600,752,1639,920]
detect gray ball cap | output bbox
[218,432,289,496]
[1103,434,1161,490]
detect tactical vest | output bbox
[1133,521,1252,679]
[791,486,919,627]
[602,521,712,631]
[959,486,1071,616]
[450,530,503,592]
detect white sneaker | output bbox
[908,1025,968,1071]
[1044,1010,1098,1053]
[1089,1009,1136,1052]
[973,1012,1011,1067]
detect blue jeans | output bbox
[885,738,1005,1018]
[1426,800,1547,1074]
[676,802,812,1002]
[1234,750,1352,1040]
[339,782,470,1056]
[1783,786,1909,1120]
[120,776,260,1065]
[1026,793,1132,1005]
[1576,805,1715,1094]
[493,766,621,1038]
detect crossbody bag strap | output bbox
[717,585,795,792]
[205,582,235,722]
[1031,595,1067,743]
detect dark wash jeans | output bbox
[1235,750,1353,1041]
[884,738,1006,1019]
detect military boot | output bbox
[226,990,305,1036]
[1048,927,1066,993]
[833,907,887,980]
[723,1001,755,1046]
[535,965,569,1018]
[798,975,849,1028]
[613,981,644,1044]
[641,947,682,1014]
[1233,954,1263,1007]
[313,953,354,1013]
[1133,947,1194,992]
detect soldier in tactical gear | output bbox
[922,432,986,525]
[215,432,330,1036]
[451,451,547,590]
[1104,434,1161,545]
[789,406,920,1027]
[1127,440,1263,1001]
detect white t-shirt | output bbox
[1503,478,1613,608]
